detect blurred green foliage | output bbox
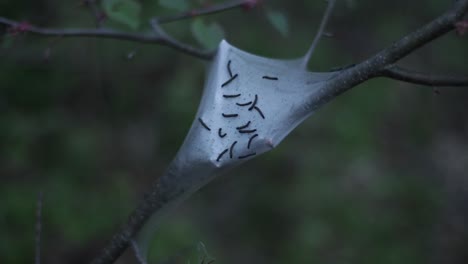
[103,0,142,29]
[191,18,225,50]
[265,9,289,37]
[1,1,468,264]
[158,0,189,12]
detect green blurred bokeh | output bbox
[1,1,468,263]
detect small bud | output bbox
[455,21,468,36]
[242,0,262,11]
[17,21,32,31]
[8,21,32,35]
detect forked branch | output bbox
[381,66,468,87]
[316,0,468,105]
[89,2,468,264]
[0,0,255,60]
[156,0,256,24]
[1,1,467,264]
[0,17,214,60]
[302,0,337,68]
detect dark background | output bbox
[1,0,467,263]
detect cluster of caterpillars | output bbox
[197,60,278,162]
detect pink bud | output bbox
[8,21,32,35]
[455,21,468,36]
[242,0,262,11]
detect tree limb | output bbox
[87,2,468,264]
[0,0,255,59]
[35,191,44,264]
[380,65,468,87]
[301,0,336,68]
[314,0,468,107]
[2,1,467,264]
[0,17,214,60]
[90,168,182,264]
[82,0,105,27]
[156,0,252,24]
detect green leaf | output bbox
[102,0,141,30]
[266,9,289,37]
[191,19,224,50]
[158,0,189,12]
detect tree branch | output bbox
[0,17,214,60]
[82,0,106,27]
[301,0,336,68]
[0,0,256,59]
[90,169,181,264]
[87,2,468,264]
[34,191,44,264]
[315,0,468,105]
[3,1,466,264]
[156,0,251,24]
[381,65,468,87]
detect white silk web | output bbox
[183,40,336,168]
[133,2,338,262]
[134,39,338,261]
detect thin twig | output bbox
[301,0,336,69]
[0,0,253,60]
[157,0,248,24]
[149,19,170,40]
[0,17,214,59]
[35,191,44,264]
[83,0,105,27]
[130,239,148,264]
[381,65,468,87]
